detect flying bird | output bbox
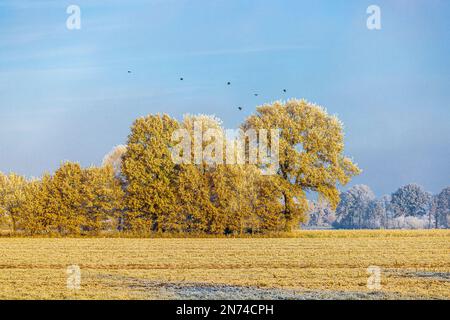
[127,70,131,74]
[254,93,259,96]
[238,107,242,111]
[180,77,184,81]
[283,89,287,93]
[227,82,231,85]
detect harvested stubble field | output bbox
[0,230,449,299]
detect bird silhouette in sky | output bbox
[238,107,242,111]
[127,70,131,74]
[173,78,288,100]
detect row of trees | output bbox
[0,164,123,234]
[306,184,449,229]
[0,100,360,235]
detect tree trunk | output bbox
[11,215,16,233]
[282,192,291,230]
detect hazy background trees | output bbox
[432,187,450,228]
[333,185,375,229]
[102,144,127,181]
[305,184,449,230]
[304,198,335,228]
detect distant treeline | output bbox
[2,100,361,235]
[306,184,449,229]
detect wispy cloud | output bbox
[181,44,315,57]
[0,45,97,64]
[0,0,63,9]
[0,0,179,9]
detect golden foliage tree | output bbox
[15,163,123,235]
[242,99,360,231]
[122,114,180,233]
[0,172,28,232]
[175,114,288,234]
[177,163,218,233]
[80,165,124,233]
[18,174,55,234]
[176,114,224,233]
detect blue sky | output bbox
[0,0,449,196]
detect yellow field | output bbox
[0,230,449,299]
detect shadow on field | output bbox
[94,274,394,300]
[388,270,450,282]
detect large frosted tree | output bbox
[433,186,450,228]
[364,198,387,229]
[242,99,360,231]
[390,184,432,218]
[333,184,375,229]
